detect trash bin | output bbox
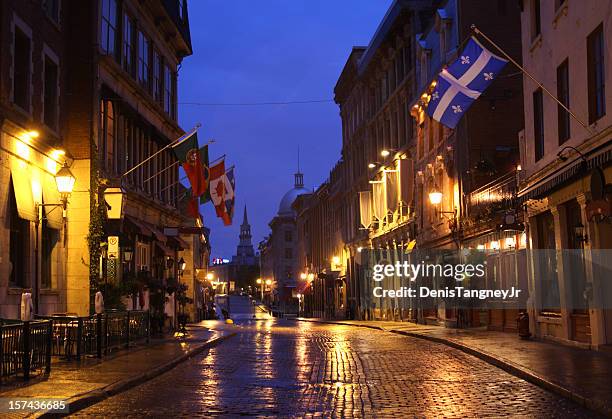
[517,311,531,339]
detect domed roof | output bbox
[278,172,309,216]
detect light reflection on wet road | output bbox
[73,316,594,418]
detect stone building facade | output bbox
[0,0,70,317]
[0,0,199,318]
[260,172,309,311]
[296,0,527,327]
[518,0,612,348]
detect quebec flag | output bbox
[426,37,508,128]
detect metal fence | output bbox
[35,310,150,360]
[0,320,52,382]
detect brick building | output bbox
[0,0,202,318]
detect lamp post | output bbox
[34,161,75,313]
[265,279,272,304]
[256,278,263,302]
[177,257,187,333]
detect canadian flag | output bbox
[208,160,226,217]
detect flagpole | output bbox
[142,161,180,184]
[210,154,226,165]
[470,24,594,135]
[120,123,204,179]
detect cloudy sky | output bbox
[179,0,392,258]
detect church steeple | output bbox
[235,205,255,264]
[241,205,249,227]
[239,205,252,246]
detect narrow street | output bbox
[72,300,593,418]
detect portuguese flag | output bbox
[172,133,209,197]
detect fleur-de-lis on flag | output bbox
[452,105,463,114]
[483,72,494,80]
[431,91,439,100]
[460,55,470,64]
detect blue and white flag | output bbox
[426,37,508,128]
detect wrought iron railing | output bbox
[0,320,52,382]
[35,310,150,360]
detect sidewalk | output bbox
[0,324,234,418]
[296,318,612,417]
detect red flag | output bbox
[172,133,208,197]
[186,197,200,219]
[208,160,226,218]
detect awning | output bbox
[169,235,190,250]
[42,173,62,229]
[148,224,167,243]
[518,146,611,202]
[11,168,36,222]
[124,215,154,237]
[154,241,174,256]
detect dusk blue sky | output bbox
[179,0,392,259]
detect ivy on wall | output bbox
[87,144,106,293]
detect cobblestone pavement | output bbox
[72,319,596,418]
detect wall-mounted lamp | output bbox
[37,161,75,222]
[574,222,588,244]
[55,163,76,196]
[381,149,398,158]
[178,257,186,276]
[104,187,126,220]
[123,249,133,262]
[428,186,443,205]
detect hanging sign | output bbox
[108,236,119,259]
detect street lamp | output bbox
[55,163,76,197]
[380,149,398,158]
[178,257,186,277]
[574,222,588,244]
[428,186,443,205]
[300,273,307,280]
[103,187,126,220]
[256,278,263,301]
[38,161,76,216]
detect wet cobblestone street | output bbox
[73,320,595,417]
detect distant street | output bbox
[72,298,593,417]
